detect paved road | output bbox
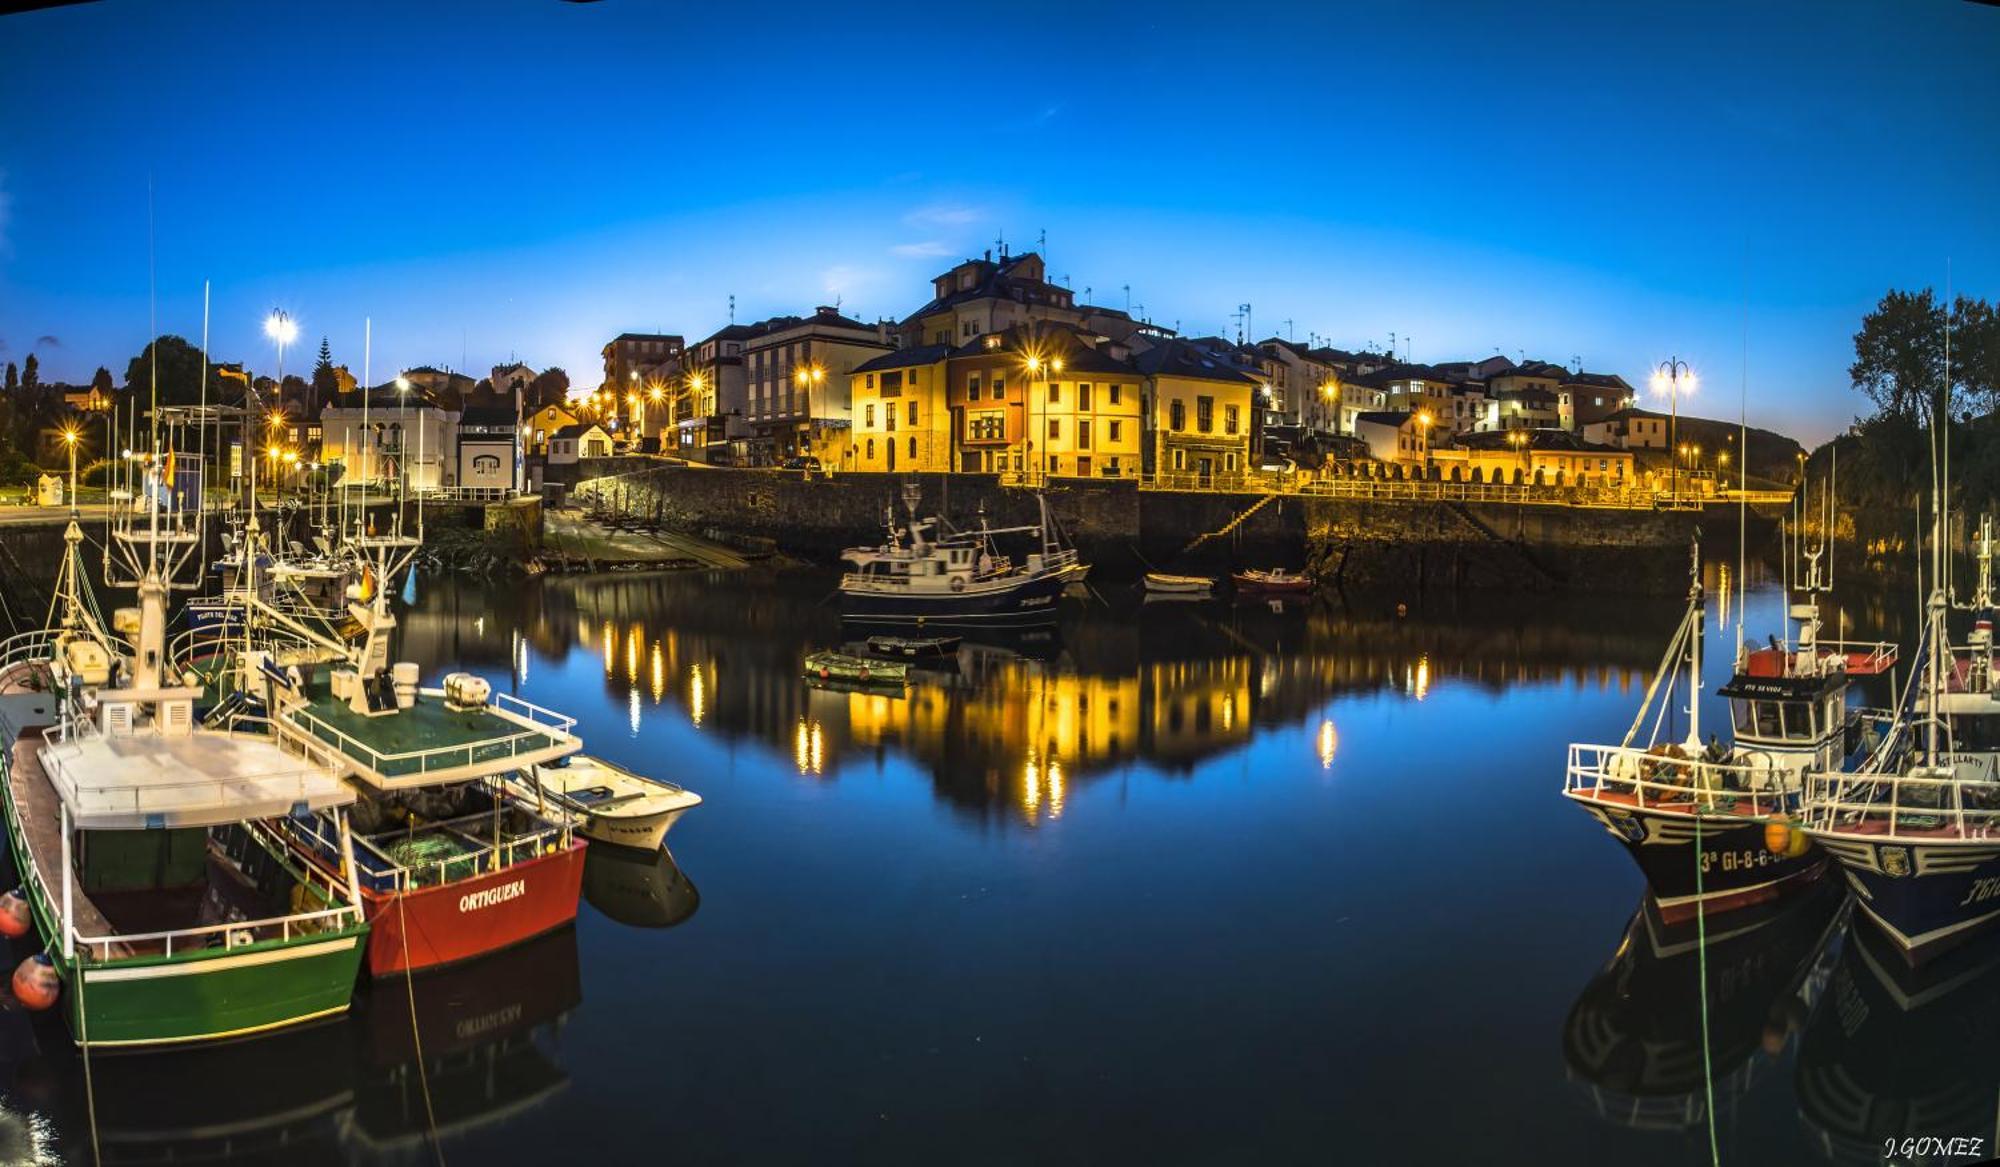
[0,505,113,528]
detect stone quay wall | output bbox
[565,463,1778,594]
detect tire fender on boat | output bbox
[950,577,965,593]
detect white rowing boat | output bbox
[509,756,701,851]
[1144,572,1214,595]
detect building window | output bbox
[864,404,875,428]
[1047,381,1060,404]
[1169,400,1186,431]
[1196,396,1214,433]
[1078,419,1092,450]
[969,374,981,401]
[1109,419,1122,442]
[1077,383,1092,410]
[907,401,918,425]
[1048,418,1061,441]
[1226,452,1238,472]
[866,438,875,459]
[909,437,917,459]
[1108,383,1121,405]
[969,411,1005,441]
[1172,449,1186,471]
[993,374,1006,394]
[865,374,875,389]
[1224,405,1239,435]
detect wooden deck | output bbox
[9,731,130,956]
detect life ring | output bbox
[858,666,871,681]
[951,577,966,593]
[819,667,830,680]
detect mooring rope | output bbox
[396,891,446,1167]
[72,949,102,1166]
[1693,815,1720,1167]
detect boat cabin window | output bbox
[1730,698,1816,740]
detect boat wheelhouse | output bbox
[1566,540,1895,922]
[1805,518,2000,964]
[839,485,1087,627]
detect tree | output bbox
[91,366,114,396]
[1955,295,2000,416]
[310,336,338,412]
[125,335,230,407]
[19,354,37,390]
[3,363,15,392]
[1851,288,1947,423]
[529,367,569,409]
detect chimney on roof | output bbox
[815,305,837,318]
[984,249,992,262]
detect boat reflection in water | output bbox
[1795,917,2000,1165]
[1563,877,1846,1135]
[346,924,582,1159]
[412,569,1674,825]
[0,925,582,1163]
[583,845,701,929]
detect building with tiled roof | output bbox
[899,251,1083,349]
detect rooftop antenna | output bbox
[728,294,736,324]
[1123,285,1131,313]
[995,230,1006,259]
[1083,285,1093,303]
[1571,354,1582,373]
[1038,227,1046,261]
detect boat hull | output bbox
[1566,791,1827,923]
[1811,834,2000,964]
[351,841,587,978]
[580,803,692,851]
[839,566,1080,627]
[59,930,367,1048]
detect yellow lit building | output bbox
[1023,334,1144,480]
[848,344,953,472]
[525,403,580,455]
[1133,339,1257,488]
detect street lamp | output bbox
[1414,409,1433,479]
[1026,353,1064,481]
[61,427,79,510]
[1650,357,1695,504]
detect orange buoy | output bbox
[1764,816,1792,856]
[12,954,59,1011]
[0,889,30,939]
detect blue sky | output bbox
[1,0,1995,443]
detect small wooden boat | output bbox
[803,650,907,685]
[507,755,702,851]
[1232,568,1313,594]
[1144,572,1214,595]
[865,634,962,659]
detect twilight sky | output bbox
[1,0,1995,443]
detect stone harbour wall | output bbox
[569,464,1779,594]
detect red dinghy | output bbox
[1232,568,1313,594]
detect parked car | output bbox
[780,456,821,472]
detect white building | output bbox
[319,398,459,491]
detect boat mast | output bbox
[1685,535,1703,751]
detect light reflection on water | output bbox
[4,564,1975,1165]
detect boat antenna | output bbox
[197,280,212,580]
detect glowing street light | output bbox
[1651,357,1695,504]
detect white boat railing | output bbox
[1805,763,2000,841]
[1566,742,1801,819]
[277,691,576,780]
[71,817,363,963]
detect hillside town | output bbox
[1,246,1800,511]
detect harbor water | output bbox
[0,565,1986,1165]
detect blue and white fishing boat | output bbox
[838,484,1087,627]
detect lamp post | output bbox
[796,364,826,463]
[1026,353,1063,483]
[1414,409,1433,482]
[1651,357,1695,504]
[257,311,298,509]
[61,427,79,512]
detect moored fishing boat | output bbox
[1805,516,2000,964]
[503,754,701,851]
[0,478,369,1049]
[1565,539,1895,923]
[196,511,592,978]
[839,484,1088,627]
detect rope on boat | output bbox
[397,892,447,1167]
[72,949,102,1166]
[1692,816,1720,1167]
[1624,604,1695,750]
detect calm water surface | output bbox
[1,566,1987,1165]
